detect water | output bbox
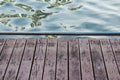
[0,0,120,38]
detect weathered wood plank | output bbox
[4,39,26,80]
[0,39,6,54]
[43,39,57,80]
[0,39,16,80]
[89,39,108,80]
[30,39,47,80]
[69,39,81,80]
[56,39,68,80]
[110,39,120,74]
[100,39,120,80]
[79,39,94,80]
[17,39,36,80]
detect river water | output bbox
[0,0,120,38]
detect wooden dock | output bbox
[0,38,120,80]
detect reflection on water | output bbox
[0,0,120,38]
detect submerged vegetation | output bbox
[3,0,15,2]
[0,10,53,31]
[15,3,32,11]
[0,19,10,25]
[47,1,71,8]
[68,5,83,11]
[0,14,20,18]
[0,0,83,36]
[0,1,6,5]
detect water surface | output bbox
[0,0,120,38]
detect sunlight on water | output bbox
[0,0,120,38]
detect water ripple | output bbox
[0,0,120,38]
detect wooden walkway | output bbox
[0,38,120,80]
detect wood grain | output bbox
[0,39,16,80]
[30,39,47,80]
[89,39,108,80]
[56,39,68,80]
[110,39,120,74]
[4,39,26,80]
[42,39,57,80]
[0,39,6,55]
[79,39,94,80]
[0,38,119,80]
[69,39,81,80]
[17,39,36,80]
[100,39,120,80]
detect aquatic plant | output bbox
[3,0,15,2]
[47,1,71,8]
[68,5,83,11]
[45,35,57,38]
[0,0,83,31]
[15,3,32,11]
[29,10,53,27]
[0,10,53,29]
[0,1,6,5]
[44,0,50,2]
[0,13,20,18]
[0,19,10,25]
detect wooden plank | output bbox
[4,39,26,80]
[0,39,6,54]
[79,39,94,80]
[17,39,36,80]
[0,39,16,80]
[110,39,120,74]
[69,39,81,80]
[100,39,120,80]
[89,39,108,80]
[30,39,47,80]
[56,39,68,80]
[42,38,57,80]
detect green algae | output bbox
[68,5,83,11]
[29,10,53,27]
[0,0,83,31]
[47,1,71,8]
[3,0,15,2]
[0,10,53,28]
[0,19,10,25]
[0,1,6,5]
[45,35,57,38]
[0,13,20,18]
[15,3,32,11]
